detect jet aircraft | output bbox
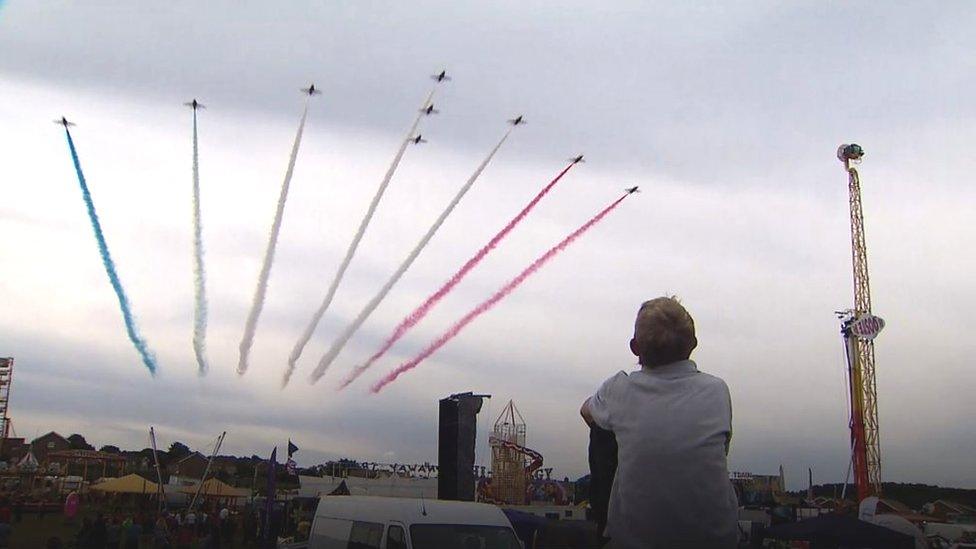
[507,115,525,126]
[420,104,440,115]
[410,135,428,145]
[625,186,640,194]
[569,155,585,164]
[301,84,323,96]
[54,117,75,127]
[184,99,206,110]
[431,71,451,82]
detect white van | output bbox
[307,496,522,549]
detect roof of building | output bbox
[934,500,976,514]
[877,498,912,514]
[32,431,68,444]
[893,512,938,524]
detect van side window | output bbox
[311,517,353,549]
[349,520,384,549]
[386,525,407,549]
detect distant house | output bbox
[31,432,70,462]
[926,500,976,523]
[168,452,209,480]
[0,437,27,462]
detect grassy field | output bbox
[8,513,82,547]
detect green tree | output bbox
[67,434,94,451]
[168,441,191,459]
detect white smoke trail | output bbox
[282,89,436,387]
[191,107,210,375]
[308,126,514,384]
[237,98,311,375]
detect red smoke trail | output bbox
[341,161,578,389]
[371,192,630,393]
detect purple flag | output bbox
[263,447,277,545]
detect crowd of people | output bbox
[75,509,236,549]
[70,505,256,548]
[0,489,291,549]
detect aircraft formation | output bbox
[55,69,640,390]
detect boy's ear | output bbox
[629,338,640,357]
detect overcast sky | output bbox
[1,1,974,490]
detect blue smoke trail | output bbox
[64,128,158,375]
[191,108,210,375]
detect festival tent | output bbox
[180,478,250,507]
[16,449,39,471]
[329,480,350,496]
[90,473,158,494]
[180,478,250,498]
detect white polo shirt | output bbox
[588,360,738,549]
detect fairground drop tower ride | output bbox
[0,358,12,437]
[837,144,885,501]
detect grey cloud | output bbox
[4,2,974,184]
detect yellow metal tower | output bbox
[490,400,527,505]
[837,144,883,500]
[0,357,12,439]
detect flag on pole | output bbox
[286,439,299,475]
[263,447,277,545]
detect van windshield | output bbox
[409,524,521,549]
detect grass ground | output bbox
[8,513,79,547]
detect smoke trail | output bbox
[341,161,578,389]
[372,193,630,393]
[282,89,436,387]
[63,127,158,375]
[190,107,210,375]
[237,99,311,375]
[307,127,515,385]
